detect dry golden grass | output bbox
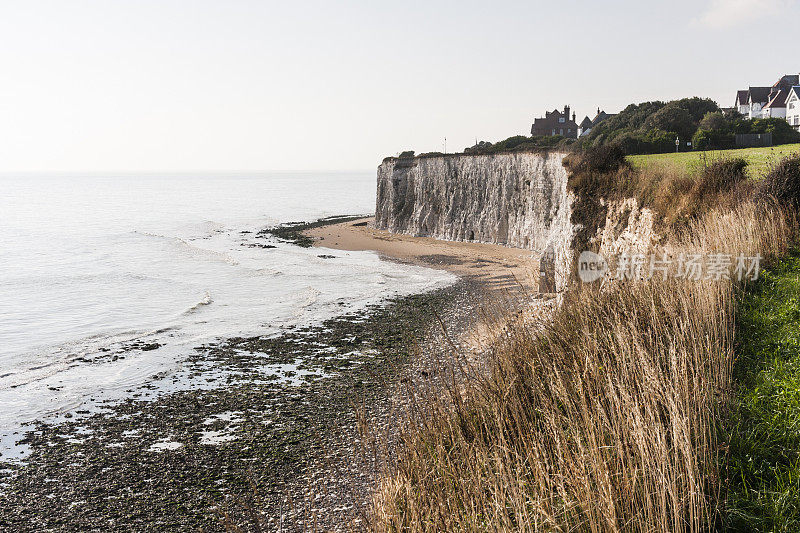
[368,192,794,530]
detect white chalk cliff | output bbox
[375,152,574,290]
[375,151,660,292]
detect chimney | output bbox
[572,111,576,122]
[597,107,600,115]
[564,105,570,119]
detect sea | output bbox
[0,172,455,459]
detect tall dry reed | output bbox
[369,200,794,532]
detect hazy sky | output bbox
[0,0,796,172]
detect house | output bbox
[531,105,579,138]
[761,89,787,119]
[734,74,799,119]
[785,86,800,130]
[578,116,592,137]
[578,108,615,137]
[735,90,750,115]
[745,86,773,119]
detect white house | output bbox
[746,87,772,119]
[735,74,800,119]
[761,89,787,119]
[785,86,800,130]
[735,90,750,115]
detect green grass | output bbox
[725,253,800,531]
[627,144,800,179]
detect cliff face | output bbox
[597,198,659,259]
[374,151,660,292]
[375,152,573,290]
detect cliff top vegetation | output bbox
[577,96,800,154]
[628,143,800,179]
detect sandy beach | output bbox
[307,217,539,295]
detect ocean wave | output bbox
[0,326,177,389]
[291,287,321,318]
[133,231,240,266]
[183,291,213,315]
[243,267,283,277]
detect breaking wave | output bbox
[183,291,213,315]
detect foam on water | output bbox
[0,172,457,459]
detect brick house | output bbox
[531,105,579,138]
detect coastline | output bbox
[0,284,473,531]
[0,216,536,531]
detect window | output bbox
[558,117,565,123]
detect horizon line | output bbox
[0,169,377,176]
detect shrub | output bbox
[692,128,735,151]
[463,135,575,155]
[564,144,628,175]
[758,153,800,208]
[750,118,800,145]
[695,157,748,197]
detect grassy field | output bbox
[628,144,800,179]
[725,252,800,531]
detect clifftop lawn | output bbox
[628,143,800,178]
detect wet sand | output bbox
[306,217,538,295]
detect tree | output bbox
[698,111,726,131]
[643,104,695,140]
[672,97,720,122]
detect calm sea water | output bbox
[0,173,454,454]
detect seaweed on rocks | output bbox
[0,283,468,532]
[258,215,366,248]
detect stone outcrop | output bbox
[596,198,659,259]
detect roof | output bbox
[532,108,579,130]
[773,74,799,90]
[749,87,772,103]
[764,89,788,109]
[787,86,800,101]
[591,111,614,128]
[579,116,592,129]
[736,90,749,106]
